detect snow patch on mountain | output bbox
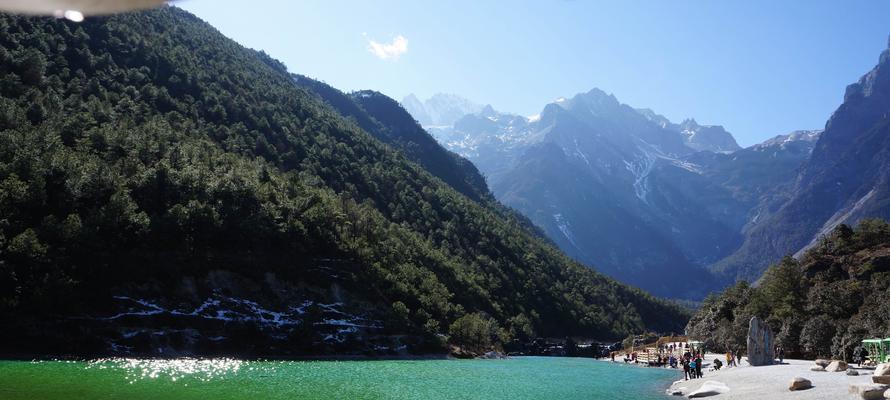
[624,148,658,203]
[553,213,578,247]
[796,186,878,257]
[401,93,484,126]
[572,138,592,170]
[753,130,822,151]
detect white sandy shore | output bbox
[664,354,877,399]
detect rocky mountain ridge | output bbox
[411,88,823,298]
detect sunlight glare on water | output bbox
[85,358,246,383]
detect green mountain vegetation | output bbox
[686,219,890,359]
[0,7,686,356]
[293,76,493,204]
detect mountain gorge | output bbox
[712,38,890,282]
[0,7,688,357]
[411,90,824,298]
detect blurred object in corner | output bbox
[0,0,166,20]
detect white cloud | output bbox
[366,35,408,60]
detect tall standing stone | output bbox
[746,316,775,366]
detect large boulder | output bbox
[877,363,890,377]
[874,375,890,385]
[746,316,775,366]
[827,360,849,372]
[687,381,730,398]
[849,383,889,400]
[789,377,812,391]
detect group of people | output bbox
[775,346,786,363]
[611,351,636,363]
[609,346,755,380]
[681,352,704,380]
[724,349,742,367]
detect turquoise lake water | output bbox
[0,356,678,399]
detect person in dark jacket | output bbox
[860,347,870,367]
[695,355,703,378]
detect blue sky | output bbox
[178,0,890,146]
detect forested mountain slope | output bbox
[687,219,890,360]
[293,76,492,203]
[0,7,686,356]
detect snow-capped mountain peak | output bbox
[401,93,484,127]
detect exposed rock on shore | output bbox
[826,360,848,372]
[875,364,890,384]
[848,383,888,400]
[789,377,812,391]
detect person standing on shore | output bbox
[726,351,732,368]
[683,359,691,380]
[694,355,703,378]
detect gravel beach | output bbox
[665,355,879,399]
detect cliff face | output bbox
[712,37,890,282]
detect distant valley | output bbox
[405,42,890,300]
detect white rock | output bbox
[876,363,890,377]
[849,383,889,400]
[827,360,848,372]
[810,365,826,371]
[687,381,730,398]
